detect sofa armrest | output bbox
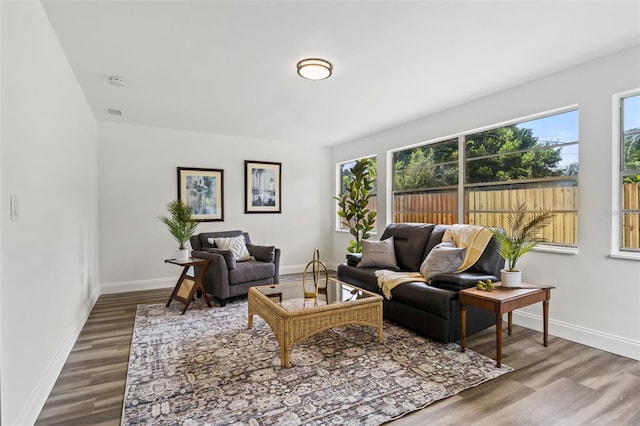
[430,272,499,292]
[191,250,231,299]
[346,253,362,267]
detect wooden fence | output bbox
[366,183,639,248]
[623,182,640,249]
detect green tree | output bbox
[465,126,563,184]
[394,139,458,190]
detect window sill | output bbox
[533,244,578,255]
[609,251,640,261]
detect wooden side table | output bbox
[165,258,212,314]
[459,284,554,367]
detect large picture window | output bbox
[391,108,579,247]
[392,139,458,224]
[619,93,640,252]
[466,110,579,246]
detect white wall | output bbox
[98,122,332,293]
[331,46,640,361]
[0,2,99,425]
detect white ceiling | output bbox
[41,0,640,146]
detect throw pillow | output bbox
[201,247,236,270]
[357,237,399,270]
[246,244,275,262]
[420,240,467,280]
[210,235,252,262]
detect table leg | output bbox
[460,303,467,352]
[543,299,549,347]
[496,314,503,368]
[166,266,189,308]
[508,311,513,335]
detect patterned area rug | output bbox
[122,299,511,425]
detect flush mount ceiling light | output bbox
[108,75,127,87]
[296,58,332,80]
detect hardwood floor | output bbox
[36,274,640,425]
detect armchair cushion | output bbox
[201,247,236,270]
[210,235,251,261]
[247,243,276,262]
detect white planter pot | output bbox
[176,248,190,262]
[500,269,522,287]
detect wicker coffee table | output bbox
[248,278,383,367]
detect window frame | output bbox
[611,88,640,260]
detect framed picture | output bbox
[177,167,224,221]
[245,160,281,213]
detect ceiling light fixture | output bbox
[108,76,127,87]
[296,58,332,81]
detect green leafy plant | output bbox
[334,158,377,253]
[159,200,199,249]
[489,200,555,272]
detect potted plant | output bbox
[159,200,199,261]
[334,158,377,253]
[489,200,555,287]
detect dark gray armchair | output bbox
[190,230,280,306]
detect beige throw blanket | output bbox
[442,224,493,272]
[375,270,427,300]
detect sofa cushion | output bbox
[229,260,275,285]
[466,236,505,276]
[201,247,236,270]
[195,230,244,250]
[247,243,275,262]
[381,223,434,271]
[211,235,251,261]
[420,240,466,279]
[389,281,457,318]
[357,237,399,270]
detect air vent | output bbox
[105,108,123,116]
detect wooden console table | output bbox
[459,284,554,367]
[165,258,212,314]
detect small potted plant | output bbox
[159,200,199,261]
[489,200,555,287]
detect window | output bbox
[466,110,579,246]
[392,139,459,224]
[336,156,377,230]
[391,108,579,247]
[619,93,640,252]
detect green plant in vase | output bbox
[334,158,377,253]
[489,200,555,286]
[159,199,199,261]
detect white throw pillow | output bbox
[357,237,399,271]
[420,240,467,280]
[209,235,251,262]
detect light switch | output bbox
[11,195,19,222]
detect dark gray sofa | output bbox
[337,223,504,343]
[190,230,280,306]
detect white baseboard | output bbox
[512,311,640,361]
[15,287,101,426]
[101,264,341,295]
[100,277,176,294]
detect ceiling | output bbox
[41,0,640,146]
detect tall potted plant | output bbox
[159,200,199,261]
[334,158,377,253]
[489,200,555,287]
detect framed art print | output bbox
[177,167,224,221]
[245,160,281,213]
